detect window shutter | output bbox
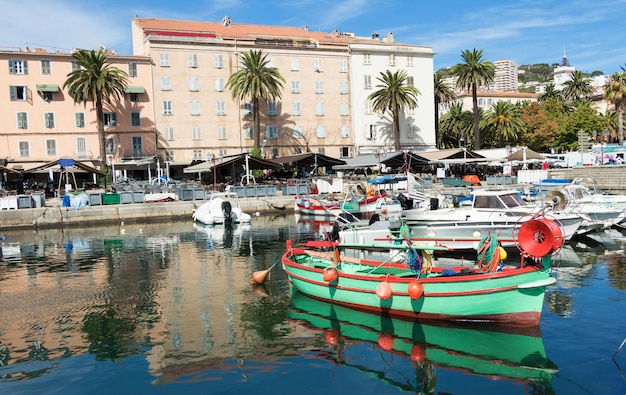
[23,60,28,75]
[8,59,14,74]
[9,86,17,101]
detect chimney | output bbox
[372,32,379,39]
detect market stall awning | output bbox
[333,151,428,170]
[36,84,60,92]
[272,153,346,168]
[505,147,546,161]
[124,86,146,94]
[183,154,282,174]
[22,158,105,175]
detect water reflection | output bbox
[287,291,558,392]
[0,215,625,393]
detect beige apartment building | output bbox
[0,48,155,174]
[131,17,435,164]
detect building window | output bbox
[294,147,302,154]
[76,137,87,157]
[132,137,143,157]
[164,126,174,141]
[70,60,80,72]
[128,92,139,102]
[188,53,198,68]
[161,76,171,91]
[341,125,350,138]
[408,125,417,138]
[189,77,199,91]
[407,76,414,86]
[127,62,138,77]
[268,101,277,116]
[131,112,141,126]
[265,126,278,139]
[41,91,54,101]
[9,59,28,75]
[243,101,252,116]
[216,101,226,115]
[407,56,414,67]
[315,81,323,94]
[364,75,371,89]
[106,138,115,155]
[9,86,27,101]
[40,60,51,75]
[291,80,300,93]
[367,124,376,139]
[340,102,349,116]
[46,139,56,156]
[316,102,325,116]
[365,100,373,114]
[17,112,28,129]
[190,100,201,115]
[292,102,301,116]
[291,58,299,71]
[244,125,253,140]
[317,125,326,139]
[103,112,117,126]
[192,126,202,140]
[293,125,302,138]
[388,54,395,66]
[219,149,228,157]
[215,78,224,92]
[340,147,351,158]
[218,126,226,140]
[214,54,223,68]
[165,150,174,162]
[75,112,85,127]
[163,100,172,115]
[478,98,485,106]
[340,81,348,94]
[193,150,202,160]
[339,59,347,73]
[314,58,323,72]
[44,112,55,128]
[363,53,371,65]
[160,53,170,67]
[18,141,30,157]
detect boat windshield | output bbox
[473,192,525,209]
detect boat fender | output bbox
[408,280,424,299]
[376,281,392,299]
[377,333,394,351]
[323,267,338,282]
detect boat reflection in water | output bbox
[287,290,558,393]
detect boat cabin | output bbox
[471,190,526,210]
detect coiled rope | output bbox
[477,233,501,272]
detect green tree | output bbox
[438,102,473,148]
[63,48,128,172]
[451,49,495,149]
[482,101,524,148]
[562,70,593,101]
[368,70,420,151]
[434,72,457,149]
[604,71,626,145]
[227,50,285,151]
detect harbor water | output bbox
[1,213,626,394]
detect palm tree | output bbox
[63,48,129,172]
[434,72,457,149]
[562,70,593,101]
[226,50,285,151]
[482,101,524,147]
[538,84,563,103]
[604,71,626,146]
[451,49,495,150]
[439,102,473,148]
[368,70,420,151]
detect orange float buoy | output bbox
[376,280,392,299]
[410,344,426,363]
[377,333,394,351]
[408,280,424,299]
[325,329,340,345]
[323,267,338,282]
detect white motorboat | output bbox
[400,189,584,250]
[192,192,252,225]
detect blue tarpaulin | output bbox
[367,175,407,185]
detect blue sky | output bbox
[2,0,626,74]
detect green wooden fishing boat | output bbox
[287,291,558,387]
[282,216,561,326]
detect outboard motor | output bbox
[369,213,381,225]
[221,201,233,222]
[397,193,414,210]
[429,197,439,211]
